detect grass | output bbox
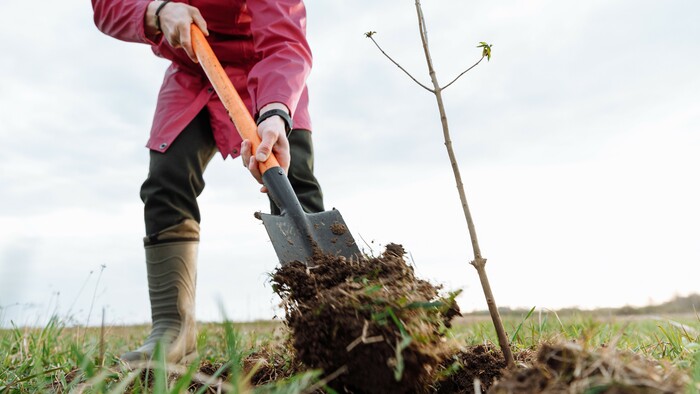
[0,318,312,393]
[453,312,700,362]
[1,311,699,393]
[451,311,700,392]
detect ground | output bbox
[3,244,695,393]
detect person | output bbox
[91,0,324,364]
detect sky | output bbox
[1,0,699,327]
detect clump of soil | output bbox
[271,243,461,393]
[432,344,510,393]
[429,343,537,394]
[490,342,689,393]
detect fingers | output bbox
[248,157,268,193]
[159,3,207,63]
[242,140,265,191]
[178,23,197,63]
[191,9,208,36]
[255,128,275,163]
[241,118,291,193]
[185,9,208,62]
[247,157,263,184]
[275,132,291,175]
[242,142,270,192]
[241,139,252,169]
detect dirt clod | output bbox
[272,243,461,393]
[432,344,507,393]
[491,342,688,393]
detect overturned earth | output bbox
[271,243,462,392]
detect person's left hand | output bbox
[144,1,208,63]
[240,103,291,193]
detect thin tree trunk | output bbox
[414,0,514,368]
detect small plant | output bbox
[366,0,512,367]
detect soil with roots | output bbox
[271,243,461,392]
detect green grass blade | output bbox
[151,341,168,394]
[510,306,536,344]
[170,357,202,393]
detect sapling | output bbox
[366,0,514,367]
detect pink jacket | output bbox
[92,0,312,159]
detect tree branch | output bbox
[366,33,434,93]
[441,56,485,91]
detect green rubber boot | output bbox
[120,240,198,365]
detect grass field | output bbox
[1,312,699,393]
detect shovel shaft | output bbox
[191,24,361,265]
[190,24,279,174]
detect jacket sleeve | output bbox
[92,0,157,44]
[246,0,313,117]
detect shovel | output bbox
[190,24,361,266]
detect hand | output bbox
[240,103,291,193]
[145,1,208,62]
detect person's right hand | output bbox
[240,103,292,193]
[145,1,209,63]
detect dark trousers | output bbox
[140,109,324,241]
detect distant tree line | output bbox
[466,294,700,317]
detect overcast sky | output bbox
[1,0,699,327]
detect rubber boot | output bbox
[120,240,199,365]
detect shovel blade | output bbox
[259,209,361,266]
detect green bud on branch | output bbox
[477,42,493,61]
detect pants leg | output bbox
[270,129,325,215]
[140,110,218,242]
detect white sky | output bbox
[1,0,699,327]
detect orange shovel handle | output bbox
[190,24,279,174]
